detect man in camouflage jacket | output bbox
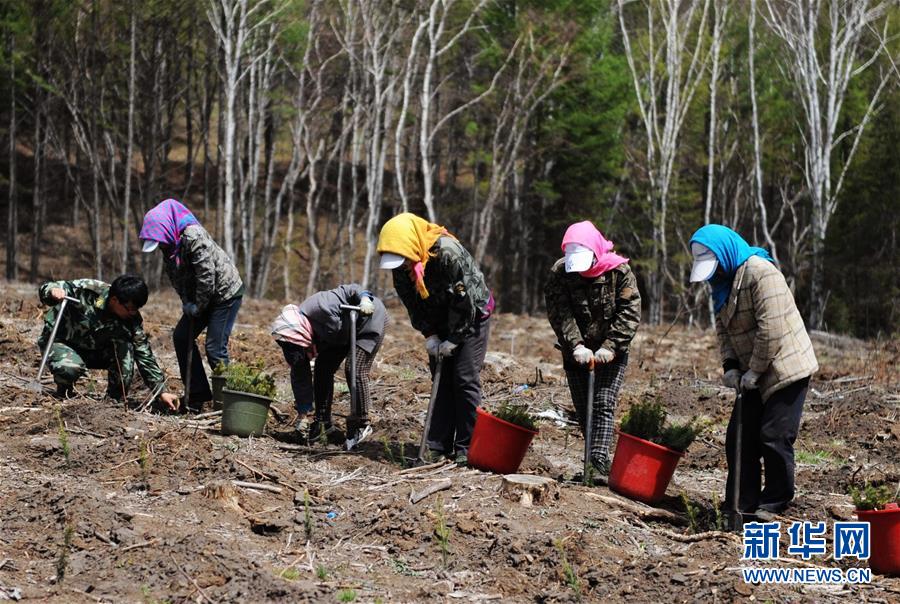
[37,274,178,408]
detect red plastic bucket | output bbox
[467,407,539,474]
[608,430,684,504]
[856,503,900,575]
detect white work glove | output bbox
[425,335,442,357]
[741,369,761,391]
[572,344,593,365]
[723,369,742,390]
[359,296,375,316]
[594,347,615,364]
[439,340,458,358]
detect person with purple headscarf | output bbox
[140,199,244,412]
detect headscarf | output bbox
[561,221,629,278]
[270,304,317,358]
[139,199,201,266]
[376,213,455,299]
[690,224,774,314]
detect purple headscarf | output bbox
[139,199,200,265]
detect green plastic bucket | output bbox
[221,388,272,437]
[211,375,226,411]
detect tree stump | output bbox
[499,474,559,507]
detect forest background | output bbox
[1,0,898,337]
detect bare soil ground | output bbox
[1,281,898,603]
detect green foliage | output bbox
[56,523,74,582]
[303,490,313,541]
[553,539,581,599]
[433,496,451,568]
[138,439,151,480]
[849,483,897,511]
[619,399,666,442]
[212,361,228,376]
[279,567,300,581]
[336,589,356,602]
[681,493,699,534]
[620,398,705,452]
[223,361,277,399]
[659,419,707,453]
[55,407,70,462]
[315,565,328,581]
[493,402,538,431]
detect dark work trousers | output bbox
[426,317,491,457]
[565,352,629,470]
[725,376,810,514]
[277,334,383,427]
[173,295,243,403]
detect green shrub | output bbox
[493,402,539,431]
[659,419,707,452]
[619,399,666,441]
[223,361,277,399]
[620,398,705,453]
[850,483,896,510]
[212,361,228,376]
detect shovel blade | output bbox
[345,425,373,451]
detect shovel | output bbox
[729,387,745,530]
[31,295,81,392]
[182,316,195,413]
[340,304,369,451]
[583,357,596,486]
[418,354,444,463]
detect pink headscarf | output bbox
[139,199,201,266]
[561,221,629,278]
[270,305,317,358]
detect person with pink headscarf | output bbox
[544,221,642,482]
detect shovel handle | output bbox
[583,357,596,484]
[36,298,70,386]
[339,304,362,312]
[418,355,443,461]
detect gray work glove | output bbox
[425,335,442,357]
[359,296,375,316]
[723,369,742,390]
[438,340,458,358]
[182,302,200,317]
[741,369,761,391]
[572,344,593,365]
[594,347,615,364]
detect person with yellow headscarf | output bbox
[377,213,494,465]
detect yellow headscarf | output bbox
[376,213,455,299]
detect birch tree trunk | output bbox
[763,0,892,328]
[121,4,137,273]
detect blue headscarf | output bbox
[690,224,774,314]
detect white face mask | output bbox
[689,242,719,282]
[564,243,595,273]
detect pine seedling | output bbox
[619,398,666,442]
[303,489,313,541]
[337,589,356,602]
[681,492,699,534]
[433,496,451,567]
[850,483,894,510]
[138,439,151,480]
[56,523,74,582]
[316,565,328,581]
[494,402,538,431]
[381,436,396,465]
[712,493,724,531]
[56,407,70,463]
[554,539,581,599]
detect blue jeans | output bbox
[174,296,242,403]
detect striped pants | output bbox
[565,352,629,469]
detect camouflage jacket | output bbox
[38,279,166,390]
[164,224,243,311]
[393,236,493,344]
[544,259,642,361]
[299,284,387,354]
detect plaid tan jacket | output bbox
[715,255,818,401]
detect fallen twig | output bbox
[121,538,160,552]
[410,479,453,504]
[232,480,283,494]
[583,491,687,526]
[398,460,451,475]
[170,553,216,604]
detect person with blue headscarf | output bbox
[690,224,818,521]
